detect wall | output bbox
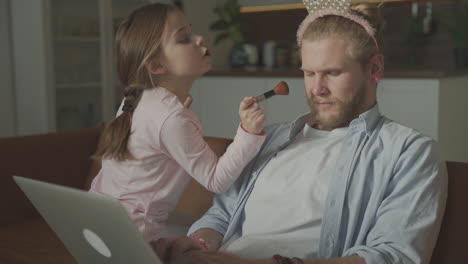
[439,76,468,163]
[10,0,51,135]
[183,0,232,68]
[377,78,440,140]
[0,0,16,137]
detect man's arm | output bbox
[342,135,447,264]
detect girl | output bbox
[89,3,266,242]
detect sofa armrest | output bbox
[430,161,468,264]
[0,124,103,226]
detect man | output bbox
[155,1,447,263]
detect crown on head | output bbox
[297,0,378,49]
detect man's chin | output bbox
[315,113,345,130]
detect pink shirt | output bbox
[90,87,265,241]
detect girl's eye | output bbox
[178,34,191,43]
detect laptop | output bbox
[13,176,163,264]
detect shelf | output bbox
[56,82,101,91]
[54,36,100,43]
[239,0,421,13]
[206,66,468,79]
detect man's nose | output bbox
[311,75,329,96]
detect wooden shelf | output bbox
[239,0,427,13]
[207,66,468,79]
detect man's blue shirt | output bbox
[189,105,447,264]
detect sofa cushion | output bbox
[0,124,104,226]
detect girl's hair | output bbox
[94,3,179,161]
[302,3,384,67]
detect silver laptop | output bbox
[13,176,162,264]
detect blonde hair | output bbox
[94,3,179,161]
[302,3,384,67]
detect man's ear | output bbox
[147,59,166,75]
[369,54,384,79]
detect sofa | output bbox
[0,124,466,263]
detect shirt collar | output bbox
[349,104,381,136]
[287,112,314,141]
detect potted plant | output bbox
[439,0,468,68]
[209,0,248,68]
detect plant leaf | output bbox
[210,20,229,31]
[214,32,230,46]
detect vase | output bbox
[454,47,468,69]
[229,42,248,68]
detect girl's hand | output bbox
[239,96,266,135]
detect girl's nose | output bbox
[196,34,205,46]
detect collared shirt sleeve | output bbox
[160,109,265,194]
[344,136,448,264]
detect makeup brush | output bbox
[255,81,289,102]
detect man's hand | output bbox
[239,96,266,135]
[150,236,204,263]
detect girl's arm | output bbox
[160,110,265,193]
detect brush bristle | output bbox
[273,81,289,95]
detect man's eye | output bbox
[329,71,340,76]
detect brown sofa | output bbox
[0,124,466,263]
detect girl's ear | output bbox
[147,59,166,75]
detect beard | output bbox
[308,82,366,130]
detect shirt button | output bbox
[330,200,336,206]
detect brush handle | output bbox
[255,94,266,102]
[255,90,275,102]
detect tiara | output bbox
[296,0,378,50]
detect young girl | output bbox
[89,3,266,242]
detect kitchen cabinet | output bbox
[11,0,147,134]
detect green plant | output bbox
[440,0,468,48]
[209,0,244,45]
